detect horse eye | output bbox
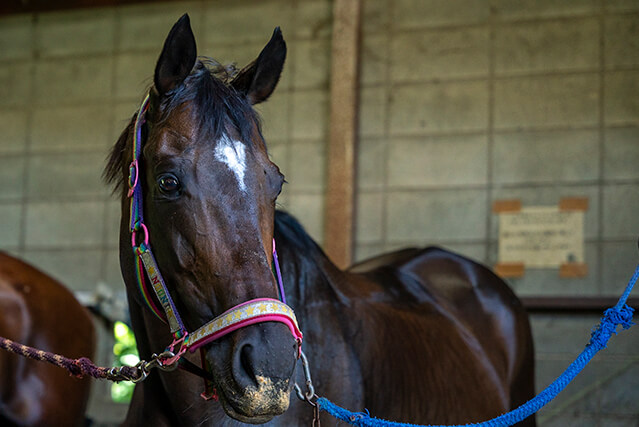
[157,174,181,195]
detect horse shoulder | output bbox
[388,247,529,376]
[0,274,33,423]
[0,252,95,427]
[0,253,95,358]
[345,247,532,423]
[399,246,529,377]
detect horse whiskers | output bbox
[181,402,196,414]
[196,406,234,427]
[196,413,213,426]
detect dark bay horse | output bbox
[104,14,535,426]
[0,252,95,426]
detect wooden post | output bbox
[324,0,362,269]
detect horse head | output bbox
[106,14,297,424]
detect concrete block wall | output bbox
[356,1,639,279]
[0,0,638,425]
[357,1,639,425]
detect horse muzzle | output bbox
[204,321,299,423]
[217,375,291,424]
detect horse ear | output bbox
[231,27,286,105]
[154,14,197,96]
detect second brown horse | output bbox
[0,252,95,426]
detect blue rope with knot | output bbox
[317,264,638,427]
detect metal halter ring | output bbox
[106,365,144,383]
[294,351,317,405]
[145,350,180,372]
[131,361,149,383]
[129,350,180,384]
[131,223,149,249]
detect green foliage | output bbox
[111,321,138,403]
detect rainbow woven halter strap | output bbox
[127,93,303,363]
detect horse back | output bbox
[0,252,95,427]
[348,247,536,425]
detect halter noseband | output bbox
[127,93,302,397]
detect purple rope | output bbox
[129,97,148,231]
[0,336,141,382]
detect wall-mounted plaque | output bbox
[494,198,588,278]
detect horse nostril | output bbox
[237,343,258,388]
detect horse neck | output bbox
[273,216,349,315]
[277,247,335,310]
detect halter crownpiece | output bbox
[126,93,303,395]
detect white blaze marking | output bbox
[215,134,247,192]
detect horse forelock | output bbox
[103,57,264,195]
[158,58,261,142]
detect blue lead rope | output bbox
[317,264,638,427]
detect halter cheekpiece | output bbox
[127,93,302,399]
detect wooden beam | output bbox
[324,0,362,269]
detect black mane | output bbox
[274,210,327,261]
[103,58,262,193]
